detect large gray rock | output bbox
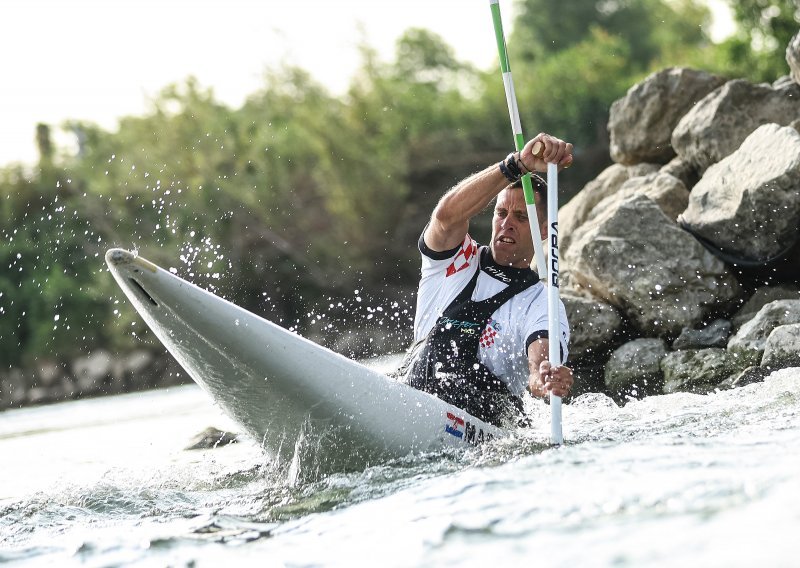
[731,284,800,331]
[560,163,659,255]
[661,348,749,394]
[595,172,689,223]
[604,338,667,397]
[788,31,800,85]
[609,68,726,165]
[562,171,687,270]
[565,194,740,337]
[562,292,623,358]
[727,300,800,364]
[672,318,731,350]
[761,324,800,368]
[678,124,800,263]
[672,79,800,172]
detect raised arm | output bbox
[423,134,573,252]
[423,163,510,252]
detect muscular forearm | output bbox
[424,163,510,252]
[527,338,549,398]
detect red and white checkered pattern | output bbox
[480,325,498,348]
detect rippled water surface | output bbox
[2,368,800,567]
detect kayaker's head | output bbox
[490,175,547,269]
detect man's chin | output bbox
[490,249,530,269]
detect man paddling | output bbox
[403,133,574,426]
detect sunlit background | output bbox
[2,0,735,166]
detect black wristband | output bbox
[504,152,523,179]
[499,159,518,183]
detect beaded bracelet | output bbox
[515,152,531,174]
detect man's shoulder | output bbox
[419,232,484,275]
[419,230,480,259]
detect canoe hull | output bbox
[105,249,503,472]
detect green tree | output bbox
[711,0,799,81]
[503,0,712,194]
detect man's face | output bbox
[490,188,542,268]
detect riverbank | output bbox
[0,349,190,410]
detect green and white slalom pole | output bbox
[489,0,563,445]
[488,0,547,280]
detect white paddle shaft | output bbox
[547,162,563,445]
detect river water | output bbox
[2,364,800,567]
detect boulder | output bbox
[71,350,113,394]
[788,31,800,85]
[727,300,800,364]
[3,369,31,406]
[604,338,667,397]
[659,157,700,191]
[565,194,740,337]
[595,172,689,223]
[678,124,800,263]
[672,318,731,350]
[35,359,65,388]
[661,348,749,394]
[730,284,800,331]
[717,366,770,390]
[560,162,659,255]
[761,324,800,368]
[561,292,623,358]
[672,79,800,172]
[184,426,239,450]
[608,67,726,165]
[563,172,690,294]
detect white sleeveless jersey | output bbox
[413,233,570,397]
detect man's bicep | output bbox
[423,216,469,253]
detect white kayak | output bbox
[105,249,504,472]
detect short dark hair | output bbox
[510,174,546,207]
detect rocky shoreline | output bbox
[0,349,190,410]
[560,31,800,400]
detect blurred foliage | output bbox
[711,0,799,81]
[0,1,794,367]
[508,0,713,187]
